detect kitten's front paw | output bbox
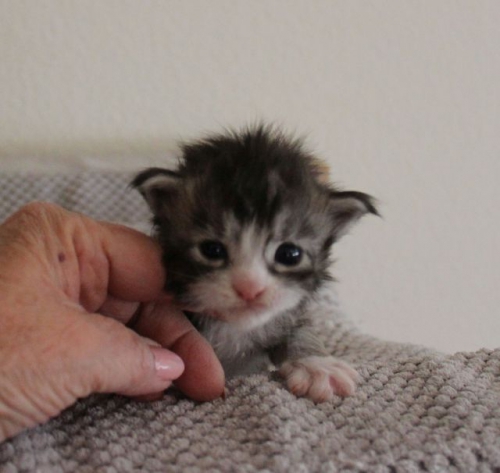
[279,356,359,402]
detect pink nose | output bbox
[232,280,266,302]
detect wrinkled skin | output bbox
[0,203,224,442]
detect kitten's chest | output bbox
[199,319,267,361]
[188,313,290,367]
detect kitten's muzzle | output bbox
[231,276,267,303]
[233,285,265,303]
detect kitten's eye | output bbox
[275,243,302,266]
[199,240,227,260]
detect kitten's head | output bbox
[132,126,377,329]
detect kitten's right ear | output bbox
[131,167,181,214]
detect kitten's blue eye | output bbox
[199,240,227,260]
[275,243,302,266]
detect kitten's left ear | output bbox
[329,191,379,240]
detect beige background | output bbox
[1,0,499,353]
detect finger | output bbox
[0,205,164,307]
[80,313,185,397]
[98,295,140,323]
[98,222,165,301]
[98,293,174,325]
[133,302,225,401]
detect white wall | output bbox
[1,0,499,353]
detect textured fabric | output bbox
[0,172,149,226]
[0,172,499,473]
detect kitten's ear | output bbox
[131,167,181,214]
[329,191,379,240]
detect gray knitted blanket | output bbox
[0,172,499,473]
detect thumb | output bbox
[81,314,185,397]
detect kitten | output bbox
[132,126,377,402]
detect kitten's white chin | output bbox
[207,304,271,324]
[215,308,278,331]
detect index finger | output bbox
[133,301,225,401]
[99,222,165,302]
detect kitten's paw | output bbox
[279,356,359,402]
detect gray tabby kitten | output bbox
[132,126,377,402]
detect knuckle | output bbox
[12,201,63,224]
[3,202,67,242]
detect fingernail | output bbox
[150,347,185,381]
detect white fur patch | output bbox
[279,356,359,402]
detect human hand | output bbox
[0,202,224,442]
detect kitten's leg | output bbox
[269,326,359,402]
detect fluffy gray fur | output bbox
[132,125,377,399]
